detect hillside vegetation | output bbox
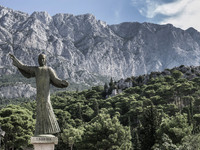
[1,67,200,149]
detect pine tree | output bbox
[0,105,34,150]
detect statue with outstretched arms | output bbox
[9,53,69,135]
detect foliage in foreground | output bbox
[0,105,34,150]
[1,70,200,149]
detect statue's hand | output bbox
[9,53,18,66]
[61,80,69,87]
[9,53,15,60]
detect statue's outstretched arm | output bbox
[49,67,69,88]
[9,54,23,68]
[9,53,36,78]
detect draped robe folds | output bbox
[15,62,68,135]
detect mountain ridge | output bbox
[0,6,200,98]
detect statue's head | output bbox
[38,54,46,66]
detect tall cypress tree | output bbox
[93,99,99,117]
[140,104,162,150]
[132,129,141,150]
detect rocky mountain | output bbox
[0,5,200,98]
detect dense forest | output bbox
[1,67,200,149]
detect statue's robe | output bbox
[17,64,68,135]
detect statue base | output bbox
[31,134,58,150]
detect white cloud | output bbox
[160,0,200,31]
[132,0,200,31]
[131,0,160,18]
[153,0,190,17]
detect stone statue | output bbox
[9,53,69,135]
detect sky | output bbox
[0,0,200,31]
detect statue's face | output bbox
[38,54,46,66]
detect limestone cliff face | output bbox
[0,6,200,98]
[0,82,36,99]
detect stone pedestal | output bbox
[31,134,58,150]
